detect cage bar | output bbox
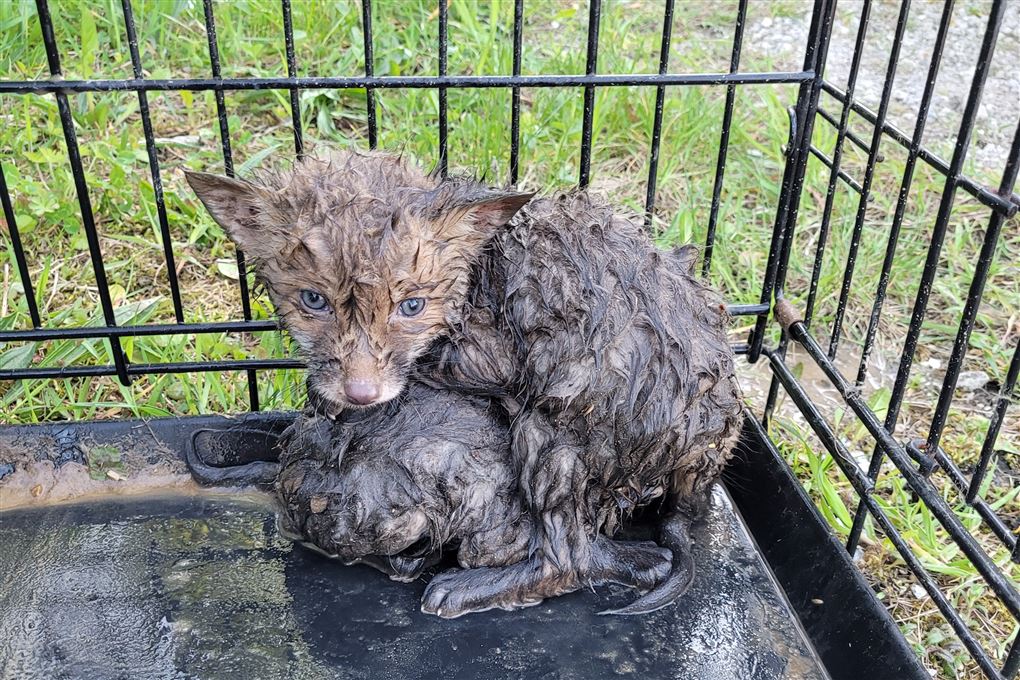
[852,0,956,392]
[35,0,132,387]
[2,358,304,381]
[1005,639,1020,680]
[0,162,41,328]
[509,0,524,185]
[848,0,1009,553]
[436,0,448,178]
[361,0,378,148]
[0,320,279,343]
[827,0,911,360]
[121,0,184,324]
[924,118,1020,460]
[702,0,747,276]
[967,338,1020,510]
[802,0,871,329]
[642,0,675,228]
[201,0,260,410]
[808,146,866,194]
[281,0,304,157]
[815,106,884,161]
[748,0,836,366]
[578,0,602,188]
[0,72,814,93]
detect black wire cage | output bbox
[1,0,1018,678]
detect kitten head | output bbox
[186,150,531,413]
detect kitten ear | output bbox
[432,188,534,248]
[457,191,534,231]
[185,171,274,256]
[671,244,700,275]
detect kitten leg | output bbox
[422,417,594,618]
[588,537,673,590]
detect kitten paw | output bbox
[421,564,546,618]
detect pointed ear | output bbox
[671,244,699,275]
[458,191,534,231]
[432,189,534,249]
[185,171,274,256]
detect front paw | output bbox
[421,566,545,619]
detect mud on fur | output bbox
[186,147,743,617]
[189,383,692,614]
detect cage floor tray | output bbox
[0,486,826,680]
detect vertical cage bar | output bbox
[855,0,955,388]
[702,0,747,276]
[760,108,802,420]
[803,0,872,329]
[438,0,449,177]
[578,0,601,188]
[642,0,675,228]
[281,0,304,157]
[361,0,378,149]
[925,118,1020,459]
[0,162,42,328]
[845,0,1007,554]
[509,0,524,185]
[1005,635,1020,680]
[0,162,42,326]
[121,0,184,324]
[748,0,835,366]
[35,0,131,386]
[771,0,837,298]
[967,338,1019,506]
[827,0,910,359]
[760,0,837,419]
[202,0,260,410]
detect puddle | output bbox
[737,342,890,417]
[0,489,827,680]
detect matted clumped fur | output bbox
[274,383,676,600]
[276,384,528,579]
[186,148,742,618]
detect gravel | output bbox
[743,0,1020,183]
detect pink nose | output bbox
[344,379,380,405]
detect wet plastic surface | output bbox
[0,486,826,680]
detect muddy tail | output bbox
[185,427,281,488]
[598,511,695,616]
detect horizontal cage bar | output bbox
[0,71,814,95]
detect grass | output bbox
[0,1,1017,678]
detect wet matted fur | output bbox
[273,383,677,603]
[187,148,743,617]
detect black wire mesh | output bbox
[0,0,1017,677]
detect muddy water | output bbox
[736,342,891,419]
[0,487,827,680]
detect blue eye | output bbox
[300,289,329,312]
[397,297,426,317]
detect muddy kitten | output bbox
[186,148,741,617]
[271,383,677,605]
